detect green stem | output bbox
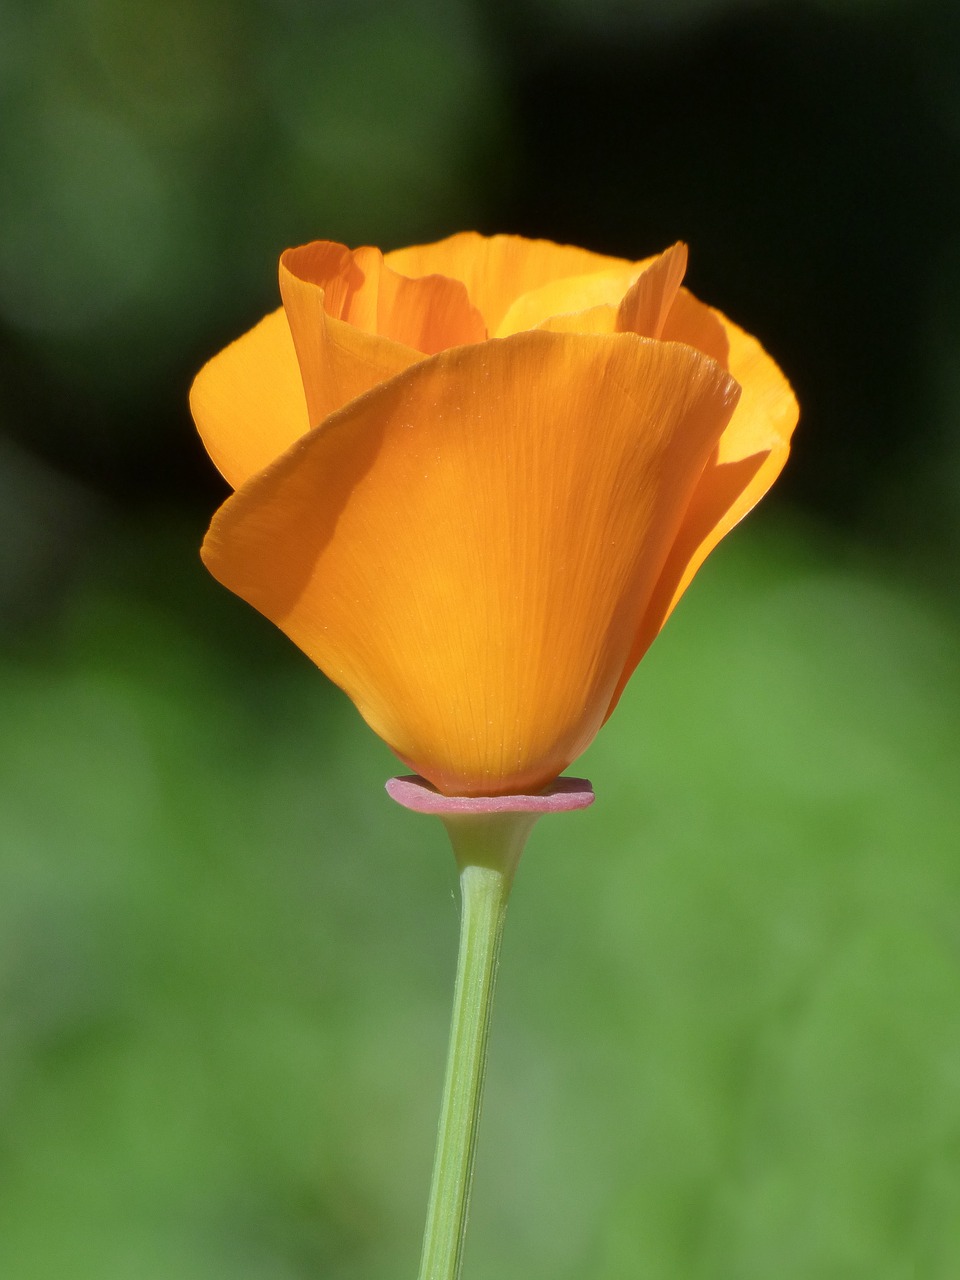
[417,812,536,1280]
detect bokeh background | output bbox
[2,0,960,1276]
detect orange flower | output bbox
[192,233,798,796]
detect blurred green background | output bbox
[2,0,959,1276]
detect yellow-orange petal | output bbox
[616,242,689,340]
[660,287,731,368]
[202,331,740,796]
[281,241,487,354]
[496,264,644,337]
[537,304,618,335]
[605,317,798,716]
[278,253,424,431]
[385,232,634,336]
[189,307,310,490]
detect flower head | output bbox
[192,233,797,795]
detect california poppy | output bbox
[192,233,797,796]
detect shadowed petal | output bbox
[203,331,740,796]
[386,232,633,335]
[189,308,310,490]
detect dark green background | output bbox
[1,0,959,1275]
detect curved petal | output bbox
[496,264,643,337]
[202,331,740,796]
[278,252,424,431]
[189,307,309,490]
[616,249,731,370]
[537,304,618,335]
[281,241,486,353]
[616,242,688,339]
[385,232,633,335]
[660,287,730,368]
[605,317,798,717]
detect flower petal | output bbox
[660,287,730,367]
[606,317,798,717]
[385,232,633,334]
[537,304,618,335]
[189,307,309,490]
[202,331,740,796]
[616,242,689,339]
[495,265,643,337]
[278,251,423,432]
[281,241,487,354]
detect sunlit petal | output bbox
[496,265,642,337]
[616,242,689,339]
[189,307,308,490]
[537,304,618,335]
[386,232,633,334]
[203,331,740,795]
[660,287,730,367]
